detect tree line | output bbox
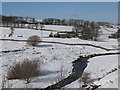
[1,15,113,41]
[42,18,110,26]
[1,15,36,28]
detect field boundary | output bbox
[0,38,118,51]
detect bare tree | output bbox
[78,72,91,88]
[39,24,45,30]
[8,26,14,37]
[56,62,66,84]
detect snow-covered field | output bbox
[65,55,119,88]
[0,27,118,49]
[100,27,118,35]
[43,25,73,32]
[0,25,73,38]
[0,26,119,89]
[1,41,107,88]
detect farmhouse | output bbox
[54,31,75,38]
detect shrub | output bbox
[7,59,41,84]
[7,63,21,80]
[27,35,41,46]
[49,32,54,37]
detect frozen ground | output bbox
[100,27,118,35]
[0,27,118,50]
[0,40,107,88]
[65,55,119,88]
[0,26,119,88]
[43,25,73,32]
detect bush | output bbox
[27,35,41,46]
[7,59,41,83]
[78,72,91,87]
[49,32,54,37]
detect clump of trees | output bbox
[7,59,41,84]
[42,18,84,26]
[2,15,35,28]
[27,35,41,46]
[73,21,100,40]
[43,18,101,40]
[2,15,103,40]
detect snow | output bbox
[0,25,73,38]
[65,55,119,88]
[0,41,106,88]
[0,26,119,88]
[0,27,51,38]
[86,55,118,88]
[95,70,118,88]
[0,27,118,49]
[100,27,118,35]
[0,38,118,50]
[85,55,118,78]
[43,25,73,32]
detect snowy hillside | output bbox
[65,55,119,88]
[0,25,73,38]
[100,27,118,35]
[0,26,119,89]
[0,27,118,50]
[43,25,73,31]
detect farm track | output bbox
[0,38,117,51]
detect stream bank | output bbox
[44,52,120,89]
